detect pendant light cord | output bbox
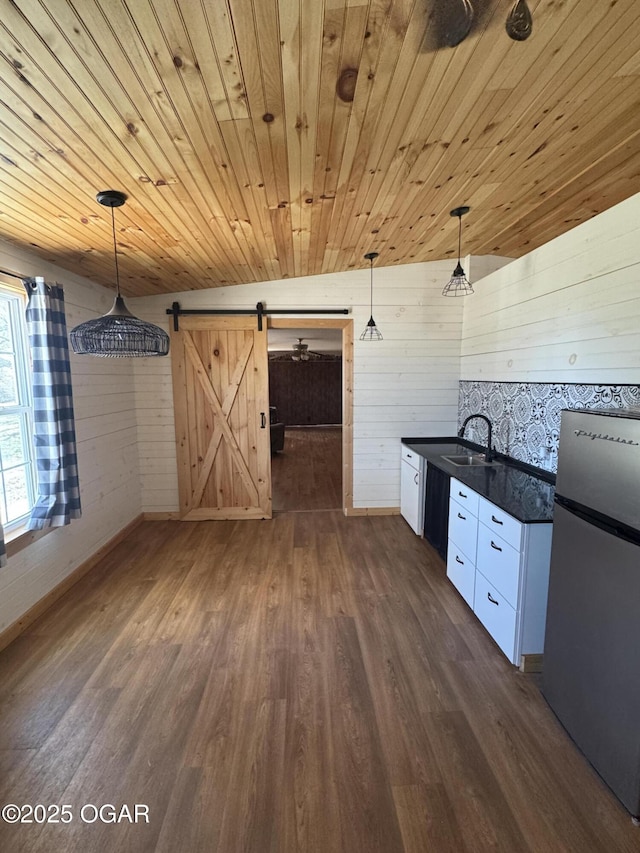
[457,213,462,266]
[369,256,374,315]
[111,204,121,298]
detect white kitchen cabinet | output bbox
[476,522,521,608]
[446,477,478,608]
[448,495,478,562]
[400,444,426,535]
[446,540,476,608]
[473,572,518,663]
[446,480,553,666]
[450,478,480,518]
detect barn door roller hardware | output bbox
[167,302,350,332]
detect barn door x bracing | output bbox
[171,317,272,520]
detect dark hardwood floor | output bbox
[271,427,342,512]
[0,513,638,853]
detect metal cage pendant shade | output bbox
[69,191,170,357]
[442,206,474,297]
[360,251,383,341]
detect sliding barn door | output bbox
[170,317,272,520]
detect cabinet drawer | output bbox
[473,573,517,663]
[476,523,521,608]
[446,542,475,608]
[450,478,480,517]
[401,445,421,471]
[478,497,522,551]
[448,497,478,561]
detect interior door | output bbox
[170,316,272,520]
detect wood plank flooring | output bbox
[271,427,342,512]
[0,513,638,853]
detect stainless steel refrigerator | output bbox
[543,408,640,820]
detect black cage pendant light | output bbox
[70,191,170,357]
[360,251,383,341]
[442,205,474,297]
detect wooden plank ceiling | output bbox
[0,0,639,297]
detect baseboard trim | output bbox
[519,653,543,674]
[0,514,144,654]
[344,507,400,517]
[142,512,183,521]
[144,508,402,520]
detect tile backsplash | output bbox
[458,381,640,473]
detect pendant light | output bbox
[70,191,170,357]
[360,251,383,341]
[442,206,474,297]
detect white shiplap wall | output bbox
[0,239,142,635]
[461,193,640,382]
[131,261,469,511]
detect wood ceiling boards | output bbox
[0,0,639,297]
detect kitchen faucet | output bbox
[458,414,495,462]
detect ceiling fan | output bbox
[291,338,321,361]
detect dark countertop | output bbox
[401,437,556,524]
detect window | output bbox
[0,281,36,531]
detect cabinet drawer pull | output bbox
[458,490,468,499]
[491,514,503,525]
[487,592,499,606]
[490,540,502,552]
[414,472,419,484]
[457,511,466,520]
[407,453,412,458]
[455,555,464,565]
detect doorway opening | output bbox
[267,319,353,514]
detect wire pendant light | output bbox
[360,251,383,341]
[69,191,170,357]
[442,205,474,297]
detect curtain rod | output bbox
[0,267,27,280]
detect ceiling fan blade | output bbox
[443,0,475,47]
[506,0,533,41]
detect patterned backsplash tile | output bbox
[458,382,640,473]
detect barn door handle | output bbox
[260,412,266,428]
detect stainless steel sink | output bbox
[442,453,500,467]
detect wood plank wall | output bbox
[132,261,466,512]
[0,239,142,636]
[461,192,640,382]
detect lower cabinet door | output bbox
[473,572,518,664]
[400,458,423,535]
[446,541,475,608]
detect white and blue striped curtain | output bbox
[23,277,81,530]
